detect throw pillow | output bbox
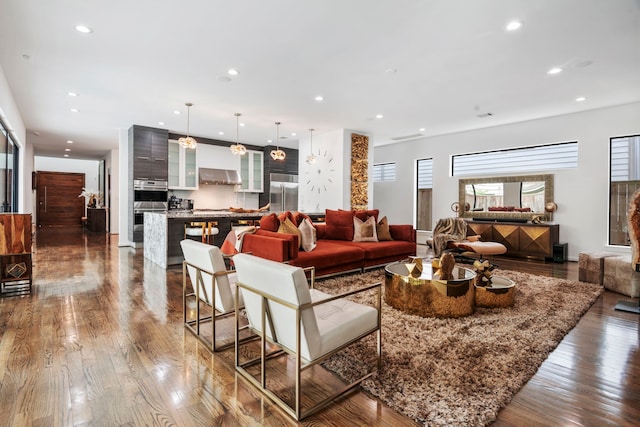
[298,218,317,252]
[376,216,394,241]
[325,209,355,240]
[353,216,378,242]
[259,212,280,232]
[293,211,313,227]
[278,217,303,248]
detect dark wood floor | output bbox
[0,227,638,426]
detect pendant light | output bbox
[178,102,197,149]
[230,113,247,155]
[270,121,286,161]
[305,128,316,164]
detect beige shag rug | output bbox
[316,268,603,427]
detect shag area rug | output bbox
[315,268,603,427]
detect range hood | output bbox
[198,168,242,185]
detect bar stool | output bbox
[184,221,219,244]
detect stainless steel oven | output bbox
[133,180,168,233]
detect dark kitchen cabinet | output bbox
[130,125,169,181]
[128,125,169,244]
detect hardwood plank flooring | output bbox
[0,227,637,426]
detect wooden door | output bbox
[36,172,85,227]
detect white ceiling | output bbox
[1,0,639,160]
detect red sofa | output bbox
[240,209,416,277]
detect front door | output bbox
[36,171,85,227]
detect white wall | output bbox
[105,148,119,234]
[34,156,100,190]
[374,102,640,261]
[298,129,373,212]
[0,64,30,213]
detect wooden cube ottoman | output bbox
[603,255,640,297]
[578,252,617,284]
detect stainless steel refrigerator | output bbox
[269,173,298,212]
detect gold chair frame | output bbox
[234,267,382,420]
[184,221,218,244]
[182,254,243,352]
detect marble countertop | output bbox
[163,210,270,219]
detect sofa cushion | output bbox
[293,211,314,227]
[376,216,393,241]
[289,240,364,272]
[354,209,379,223]
[335,240,416,261]
[353,216,378,242]
[259,212,280,232]
[255,229,299,259]
[325,209,355,241]
[389,224,416,242]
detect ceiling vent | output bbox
[391,133,424,141]
[477,112,494,118]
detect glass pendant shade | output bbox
[178,102,197,149]
[305,128,316,164]
[270,121,286,160]
[230,113,247,155]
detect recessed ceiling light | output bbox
[239,123,245,127]
[173,110,181,115]
[375,114,384,119]
[75,25,93,34]
[67,140,73,144]
[218,131,224,135]
[67,92,78,97]
[64,154,69,158]
[158,121,165,126]
[65,148,71,152]
[385,68,397,74]
[547,67,563,75]
[505,21,522,31]
[419,128,426,132]
[70,108,79,112]
[575,96,587,102]
[228,69,239,76]
[315,95,324,101]
[291,133,296,136]
[267,139,273,143]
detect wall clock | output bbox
[304,149,335,194]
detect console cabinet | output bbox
[0,213,32,296]
[466,220,559,259]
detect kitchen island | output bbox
[144,210,268,268]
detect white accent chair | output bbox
[180,239,241,352]
[232,253,382,420]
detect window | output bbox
[373,162,396,182]
[452,141,578,176]
[609,135,640,246]
[416,158,432,230]
[0,120,18,212]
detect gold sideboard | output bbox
[466,220,559,259]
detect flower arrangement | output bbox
[78,188,101,207]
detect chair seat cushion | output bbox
[185,227,220,236]
[308,289,379,360]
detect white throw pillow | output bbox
[298,218,317,252]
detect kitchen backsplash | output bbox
[170,185,260,210]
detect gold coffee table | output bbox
[384,261,476,318]
[475,276,516,308]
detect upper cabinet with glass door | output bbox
[238,150,263,193]
[168,139,198,190]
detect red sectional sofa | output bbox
[240,209,416,278]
